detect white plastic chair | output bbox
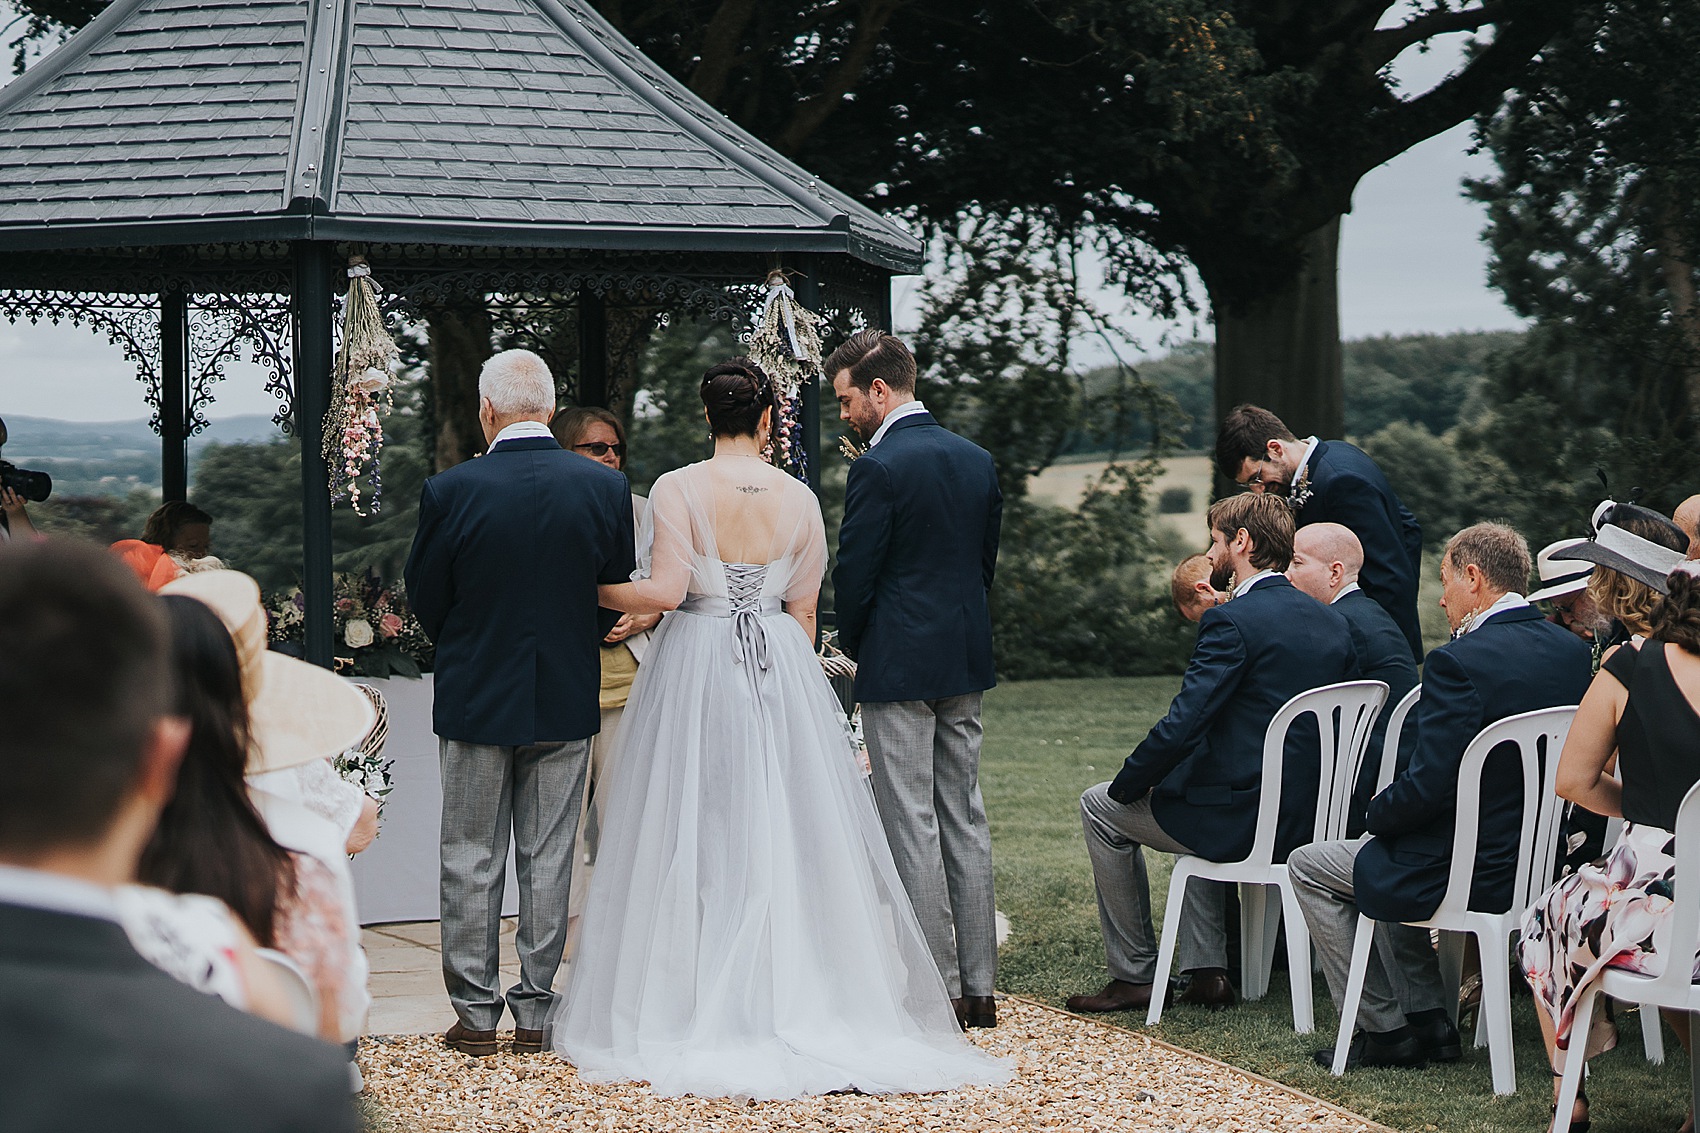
[1552,779,1700,1132]
[1147,679,1389,1033]
[254,947,319,1036]
[1372,685,1422,798]
[1600,814,1669,1064]
[1329,705,1578,1094]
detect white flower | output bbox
[351,367,391,395]
[344,618,375,648]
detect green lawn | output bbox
[983,676,1693,1133]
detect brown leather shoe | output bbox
[960,995,996,1029]
[1065,979,1159,1014]
[444,1021,499,1056]
[1174,968,1236,1008]
[512,1028,544,1054]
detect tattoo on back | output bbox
[734,484,768,495]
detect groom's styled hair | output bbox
[1208,492,1295,571]
[1214,404,1298,481]
[480,349,556,419]
[824,329,917,395]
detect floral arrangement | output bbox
[267,571,433,678]
[323,257,400,515]
[747,268,823,480]
[336,684,394,817]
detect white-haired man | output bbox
[406,350,635,1055]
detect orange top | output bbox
[110,539,183,592]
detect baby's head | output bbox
[1170,553,1225,623]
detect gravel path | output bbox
[358,997,1386,1132]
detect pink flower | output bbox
[380,613,403,639]
[336,597,355,613]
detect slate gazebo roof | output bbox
[0,0,920,271]
[0,0,920,665]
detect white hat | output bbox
[1527,540,1593,603]
[160,571,375,774]
[1550,502,1689,596]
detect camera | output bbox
[0,416,52,502]
[0,460,52,502]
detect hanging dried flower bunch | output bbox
[323,256,400,515]
[747,269,824,479]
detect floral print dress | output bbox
[1517,640,1700,1056]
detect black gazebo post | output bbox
[159,289,189,502]
[794,257,823,495]
[293,241,337,668]
[578,286,608,408]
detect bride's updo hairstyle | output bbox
[701,357,776,438]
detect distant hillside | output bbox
[0,414,286,496]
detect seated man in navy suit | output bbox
[1216,404,1424,661]
[1287,523,1420,834]
[1067,493,1358,1014]
[1289,523,1592,1070]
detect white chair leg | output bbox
[1278,879,1314,1034]
[1436,930,1466,1030]
[1640,1001,1666,1064]
[1331,916,1377,1076]
[1147,861,1194,1026]
[1240,882,1271,1002]
[1477,930,1517,1096]
[1551,989,1595,1133]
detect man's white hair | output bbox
[479,349,555,418]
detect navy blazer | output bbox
[833,411,1003,703]
[1109,574,1359,863]
[1296,441,1424,660]
[405,436,635,745]
[1333,588,1421,835]
[1355,607,1592,922]
[0,902,357,1133]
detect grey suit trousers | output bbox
[439,737,590,1030]
[1287,837,1447,1033]
[1080,783,1228,981]
[862,694,997,998]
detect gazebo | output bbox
[0,0,921,663]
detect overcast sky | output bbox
[0,18,1521,423]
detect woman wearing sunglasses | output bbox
[549,407,660,945]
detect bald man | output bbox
[1287,524,1419,833]
[1674,494,1700,559]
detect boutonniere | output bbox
[1285,471,1314,511]
[839,435,867,463]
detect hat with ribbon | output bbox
[1527,540,1594,603]
[160,570,375,775]
[1551,501,1689,596]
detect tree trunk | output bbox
[426,303,493,471]
[1210,217,1344,453]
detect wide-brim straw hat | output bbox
[1527,539,1593,603]
[1551,502,1689,596]
[161,570,375,775]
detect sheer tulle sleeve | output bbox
[781,483,828,604]
[616,471,694,610]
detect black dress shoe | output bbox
[1174,968,1236,1009]
[1406,1013,1462,1062]
[1312,1028,1428,1070]
[960,995,996,1029]
[1065,979,1159,1014]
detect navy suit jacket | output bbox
[1333,588,1421,835]
[0,902,357,1133]
[1109,574,1359,863]
[1355,606,1593,922]
[832,411,1003,703]
[405,436,635,745]
[1296,441,1424,660]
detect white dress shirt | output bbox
[1292,436,1321,484]
[0,863,118,921]
[490,420,554,447]
[1330,581,1362,604]
[1233,568,1280,598]
[868,399,929,448]
[1461,591,1530,634]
